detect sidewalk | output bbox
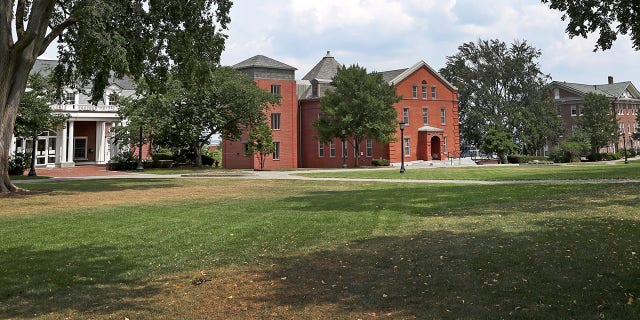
[31,165,135,178]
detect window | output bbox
[64,92,75,105]
[440,108,446,125]
[443,136,448,153]
[422,86,427,99]
[73,137,87,160]
[270,84,281,95]
[329,141,336,157]
[403,138,410,156]
[431,86,437,99]
[242,143,250,156]
[318,141,325,157]
[553,88,560,100]
[412,85,418,99]
[366,139,373,157]
[403,107,410,124]
[272,142,280,160]
[422,108,429,124]
[342,140,347,157]
[271,113,281,130]
[571,105,578,116]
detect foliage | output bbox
[106,150,138,171]
[576,93,619,154]
[246,118,275,170]
[586,153,621,162]
[314,65,400,167]
[7,153,29,176]
[542,0,640,51]
[371,158,390,166]
[1,0,232,192]
[116,68,279,167]
[506,155,548,164]
[439,39,562,153]
[480,127,517,164]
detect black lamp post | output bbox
[399,122,406,173]
[622,132,628,164]
[341,129,347,168]
[136,126,144,172]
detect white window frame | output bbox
[431,86,437,99]
[329,141,336,157]
[272,141,280,160]
[366,139,373,157]
[271,113,281,130]
[403,107,410,125]
[440,108,446,125]
[422,108,429,124]
[73,137,88,160]
[318,141,325,157]
[403,138,410,156]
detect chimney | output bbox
[608,76,614,84]
[325,51,332,57]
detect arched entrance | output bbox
[430,136,441,160]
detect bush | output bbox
[201,154,214,166]
[507,155,548,164]
[152,152,174,161]
[8,153,29,176]
[371,158,390,166]
[107,150,138,171]
[586,152,621,162]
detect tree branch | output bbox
[39,16,76,55]
[16,0,26,38]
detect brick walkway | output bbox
[31,165,134,178]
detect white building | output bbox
[11,60,135,167]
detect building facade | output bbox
[547,77,640,152]
[224,52,460,169]
[10,60,138,168]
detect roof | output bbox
[550,81,640,100]
[302,51,342,81]
[31,59,136,90]
[380,69,407,83]
[418,125,444,132]
[384,61,458,91]
[232,55,297,71]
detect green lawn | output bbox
[297,160,640,181]
[1,176,640,319]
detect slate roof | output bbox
[380,69,407,83]
[554,81,634,99]
[31,59,136,90]
[232,55,297,71]
[302,51,342,81]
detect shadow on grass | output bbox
[285,182,640,218]
[0,244,160,318]
[255,218,640,319]
[22,178,181,193]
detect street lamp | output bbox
[341,129,347,168]
[622,132,628,164]
[136,126,144,172]
[399,122,406,173]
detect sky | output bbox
[215,0,640,86]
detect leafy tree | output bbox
[246,118,275,171]
[314,65,400,167]
[0,0,231,193]
[117,67,279,166]
[542,0,640,51]
[576,93,619,154]
[480,126,517,164]
[14,74,68,176]
[439,39,562,154]
[554,130,590,163]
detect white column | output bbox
[66,120,75,165]
[95,121,106,163]
[58,125,66,165]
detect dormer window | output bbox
[553,88,560,100]
[64,92,75,105]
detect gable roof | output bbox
[380,68,407,83]
[550,81,640,100]
[232,55,297,71]
[31,59,136,90]
[384,61,458,91]
[302,51,342,81]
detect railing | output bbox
[51,104,120,112]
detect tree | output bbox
[480,126,517,164]
[117,67,279,166]
[14,74,68,176]
[246,118,275,171]
[542,0,640,51]
[553,130,590,163]
[314,65,400,167]
[577,93,619,154]
[0,0,231,193]
[439,39,562,155]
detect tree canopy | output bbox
[0,0,232,192]
[439,39,563,155]
[542,0,640,51]
[577,92,619,154]
[314,65,400,167]
[117,67,279,166]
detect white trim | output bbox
[388,60,458,91]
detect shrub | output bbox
[152,152,174,161]
[586,152,621,162]
[371,158,390,166]
[201,154,214,166]
[507,155,547,164]
[8,153,29,176]
[107,150,138,171]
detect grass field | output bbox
[1,170,640,319]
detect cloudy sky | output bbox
[219,0,640,85]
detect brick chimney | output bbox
[608,76,614,84]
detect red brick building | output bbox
[223,52,460,169]
[547,77,640,152]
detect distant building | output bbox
[10,60,144,168]
[547,77,640,152]
[223,51,461,169]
